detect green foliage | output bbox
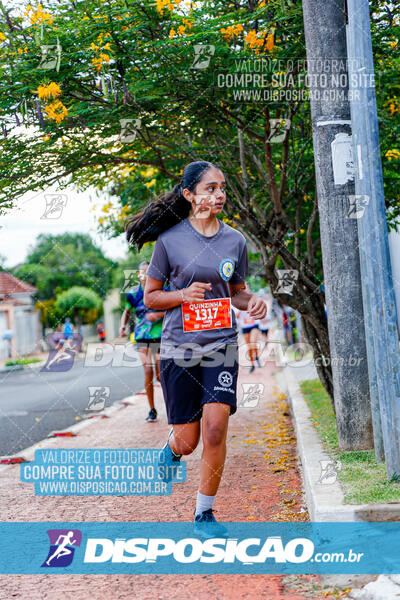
[111,244,156,289]
[35,297,64,329]
[55,285,102,324]
[0,0,397,256]
[5,357,41,366]
[13,233,116,300]
[369,1,400,222]
[247,273,267,292]
[111,244,156,312]
[13,263,52,299]
[0,0,398,398]
[300,379,400,503]
[0,0,397,262]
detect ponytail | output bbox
[125,160,218,250]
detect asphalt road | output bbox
[0,352,147,456]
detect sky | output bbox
[0,185,128,269]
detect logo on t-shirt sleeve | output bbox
[219,258,235,281]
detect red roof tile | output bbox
[0,272,36,295]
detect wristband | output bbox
[180,289,186,303]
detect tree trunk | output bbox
[301,0,373,450]
[300,313,334,404]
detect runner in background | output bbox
[258,289,273,342]
[234,283,261,373]
[56,318,74,350]
[119,261,166,423]
[287,306,298,344]
[96,321,106,343]
[125,160,267,537]
[282,307,291,344]
[62,318,73,342]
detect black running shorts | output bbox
[135,338,161,353]
[159,344,239,424]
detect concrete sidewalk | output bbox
[0,361,366,599]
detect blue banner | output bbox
[1,522,400,574]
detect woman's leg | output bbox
[193,346,238,533]
[242,332,254,365]
[249,326,260,362]
[138,346,155,410]
[154,351,161,383]
[169,421,201,456]
[199,403,231,496]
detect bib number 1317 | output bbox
[195,306,218,321]
[182,297,232,332]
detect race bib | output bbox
[182,298,232,332]
[242,314,256,327]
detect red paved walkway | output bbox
[0,360,347,599]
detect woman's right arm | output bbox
[144,276,212,309]
[119,308,131,337]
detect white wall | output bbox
[14,309,39,355]
[0,312,8,358]
[103,289,122,340]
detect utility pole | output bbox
[346,0,400,477]
[302,0,373,449]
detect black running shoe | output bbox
[145,408,158,422]
[194,508,228,539]
[249,365,255,373]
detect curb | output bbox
[0,360,47,373]
[0,364,24,373]
[276,366,400,522]
[0,351,90,373]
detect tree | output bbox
[55,286,102,326]
[13,233,116,300]
[12,263,53,299]
[302,0,373,449]
[111,243,156,290]
[0,0,398,400]
[35,297,63,330]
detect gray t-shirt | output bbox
[146,217,248,359]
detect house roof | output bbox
[0,272,36,296]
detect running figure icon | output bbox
[41,337,80,372]
[45,531,77,566]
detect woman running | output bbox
[258,290,273,342]
[125,160,267,537]
[120,261,165,422]
[234,283,261,373]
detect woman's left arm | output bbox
[145,311,165,322]
[229,283,267,319]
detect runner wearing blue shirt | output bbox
[62,318,73,340]
[120,261,165,422]
[125,161,267,537]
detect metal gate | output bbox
[14,310,38,356]
[0,312,8,359]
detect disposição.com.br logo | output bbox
[41,529,82,567]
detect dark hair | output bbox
[138,261,149,268]
[125,160,219,250]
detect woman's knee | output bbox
[173,430,200,455]
[143,365,153,380]
[203,421,226,448]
